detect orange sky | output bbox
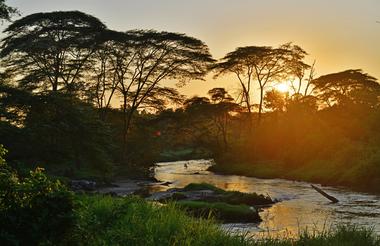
[7,0,380,100]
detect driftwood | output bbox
[311,184,339,203]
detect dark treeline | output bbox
[0,10,380,190]
[0,10,214,179]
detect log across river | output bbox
[151,159,380,238]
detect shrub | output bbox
[0,146,75,245]
[71,195,251,246]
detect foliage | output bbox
[183,182,273,206]
[183,182,226,192]
[0,144,7,165]
[177,200,260,222]
[1,11,106,94]
[0,90,115,178]
[213,43,308,118]
[0,0,18,21]
[0,151,75,245]
[70,195,380,246]
[264,89,287,112]
[1,9,380,191]
[23,93,115,177]
[312,69,380,107]
[70,195,250,246]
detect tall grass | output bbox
[68,195,380,246]
[70,195,250,246]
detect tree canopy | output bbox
[312,69,380,107]
[1,11,107,94]
[214,43,309,120]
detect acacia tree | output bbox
[264,89,287,112]
[97,30,214,155]
[0,11,107,95]
[284,43,311,94]
[207,88,240,150]
[0,0,18,22]
[311,69,380,108]
[304,60,316,96]
[214,43,308,122]
[88,30,131,119]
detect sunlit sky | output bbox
[6,0,380,99]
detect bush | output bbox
[0,145,75,245]
[71,195,250,246]
[177,200,261,223]
[183,182,274,206]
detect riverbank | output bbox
[71,195,380,246]
[2,155,380,245]
[208,160,380,194]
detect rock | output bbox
[96,180,141,197]
[70,180,97,191]
[133,187,151,198]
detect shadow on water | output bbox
[151,159,380,238]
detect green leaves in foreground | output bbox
[0,155,75,246]
[72,195,250,246]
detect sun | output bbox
[274,82,290,93]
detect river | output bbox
[151,159,380,238]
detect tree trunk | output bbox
[122,93,128,158]
[258,86,264,123]
[311,184,339,203]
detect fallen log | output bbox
[311,184,339,203]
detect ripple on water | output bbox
[153,159,380,238]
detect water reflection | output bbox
[153,159,380,238]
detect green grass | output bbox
[69,195,251,246]
[263,225,380,246]
[183,182,274,205]
[177,200,260,223]
[66,195,380,246]
[183,182,226,193]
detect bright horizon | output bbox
[7,0,380,100]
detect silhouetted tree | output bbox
[214,43,307,122]
[23,93,115,175]
[304,60,316,96]
[311,69,380,108]
[1,11,107,95]
[208,88,241,150]
[101,30,215,155]
[0,0,18,22]
[264,89,287,112]
[283,43,310,94]
[208,87,233,103]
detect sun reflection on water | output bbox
[152,159,380,238]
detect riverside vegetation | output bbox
[1,148,379,245]
[152,182,274,223]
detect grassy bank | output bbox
[70,195,380,246]
[177,200,260,222]
[70,195,250,246]
[1,152,379,245]
[209,160,380,193]
[183,182,274,206]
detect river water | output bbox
[152,159,380,238]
